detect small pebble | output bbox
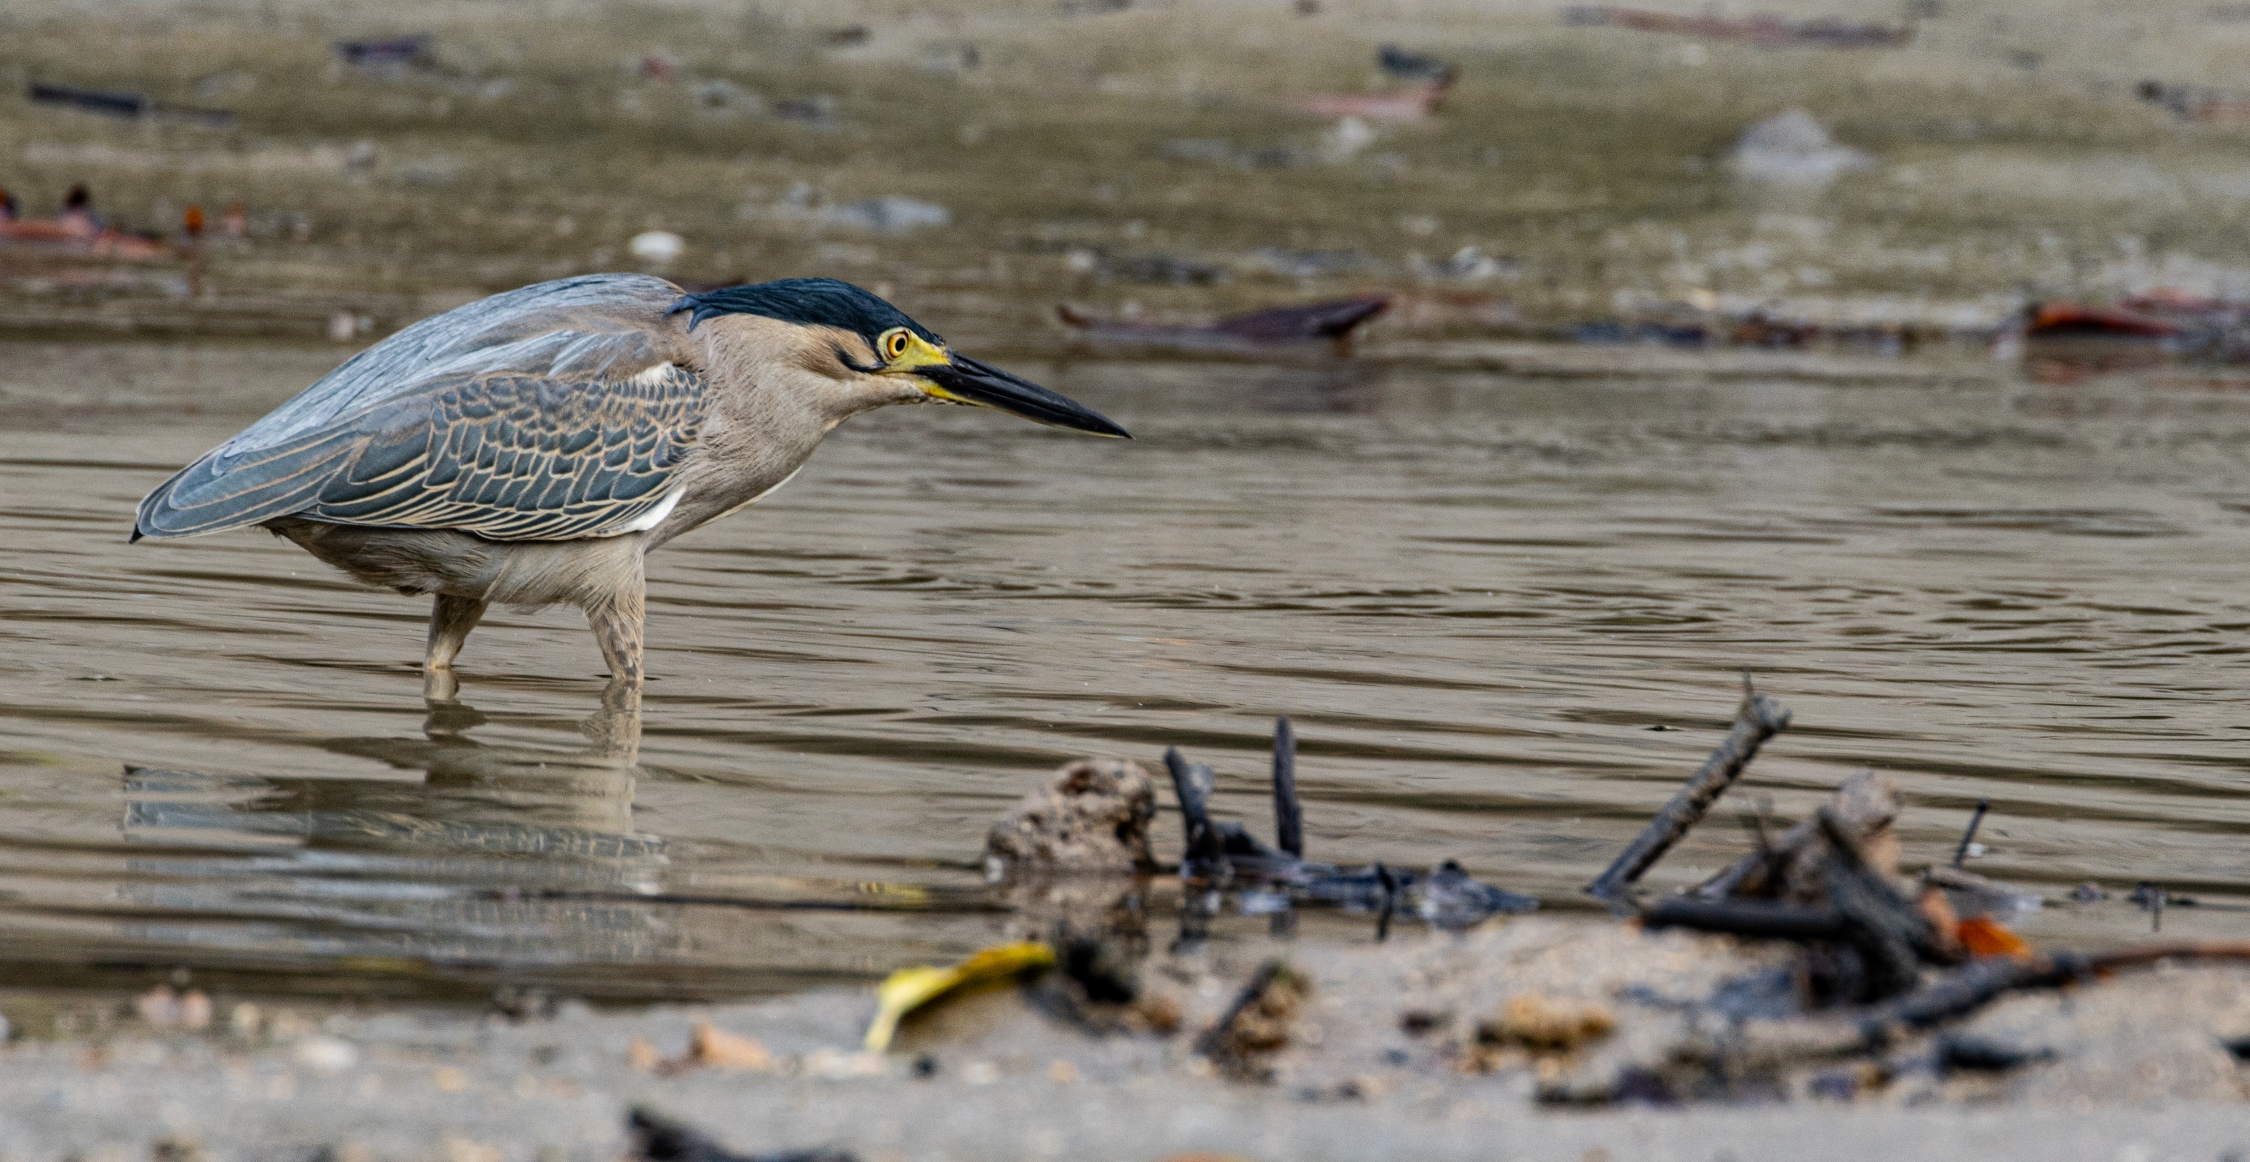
[136,985,180,1027]
[295,1035,359,1073]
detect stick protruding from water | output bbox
[1272,716,1302,859]
[1586,676,1792,905]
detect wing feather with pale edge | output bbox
[135,274,710,542]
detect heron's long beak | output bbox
[917,354,1130,438]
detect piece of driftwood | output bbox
[1561,5,1913,49]
[1692,769,1900,901]
[1162,739,1301,884]
[1057,297,1388,352]
[1815,806,1953,1002]
[1855,942,2250,1050]
[1659,804,1947,1004]
[27,81,237,128]
[1586,680,1792,903]
[1649,942,2250,1085]
[1163,724,1536,931]
[334,36,433,67]
[1377,44,1455,82]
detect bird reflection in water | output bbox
[116,680,671,976]
[111,681,998,996]
[311,675,651,850]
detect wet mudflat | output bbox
[0,339,2247,1006]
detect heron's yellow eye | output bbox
[881,329,912,361]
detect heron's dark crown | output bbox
[668,278,943,346]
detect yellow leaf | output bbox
[863,941,1056,1052]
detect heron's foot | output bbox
[423,666,461,703]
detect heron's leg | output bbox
[585,584,646,687]
[423,595,485,701]
[425,595,488,672]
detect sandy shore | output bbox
[7,918,2244,1162]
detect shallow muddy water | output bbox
[0,339,2245,1004]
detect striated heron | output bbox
[134,274,1128,694]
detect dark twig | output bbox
[1853,956,2071,1048]
[1375,863,1397,943]
[1817,807,1940,999]
[1681,943,2250,1078]
[1272,717,1302,858]
[1164,747,1228,879]
[1741,796,1788,894]
[1693,770,1899,901]
[1650,809,1946,1001]
[1193,959,1294,1059]
[1695,819,1810,900]
[1162,740,1536,931]
[1638,897,1845,940]
[1951,798,1991,868]
[1587,678,1792,904]
[1211,822,1299,876]
[1746,795,1776,856]
[626,1107,858,1162]
[1854,941,2250,1049]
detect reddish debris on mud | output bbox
[2026,304,2184,339]
[1291,79,1452,120]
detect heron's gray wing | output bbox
[136,274,708,541]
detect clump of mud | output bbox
[983,757,1157,875]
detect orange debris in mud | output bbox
[1956,916,2035,961]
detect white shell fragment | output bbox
[628,230,685,265]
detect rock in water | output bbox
[984,758,1156,873]
[1729,109,1874,188]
